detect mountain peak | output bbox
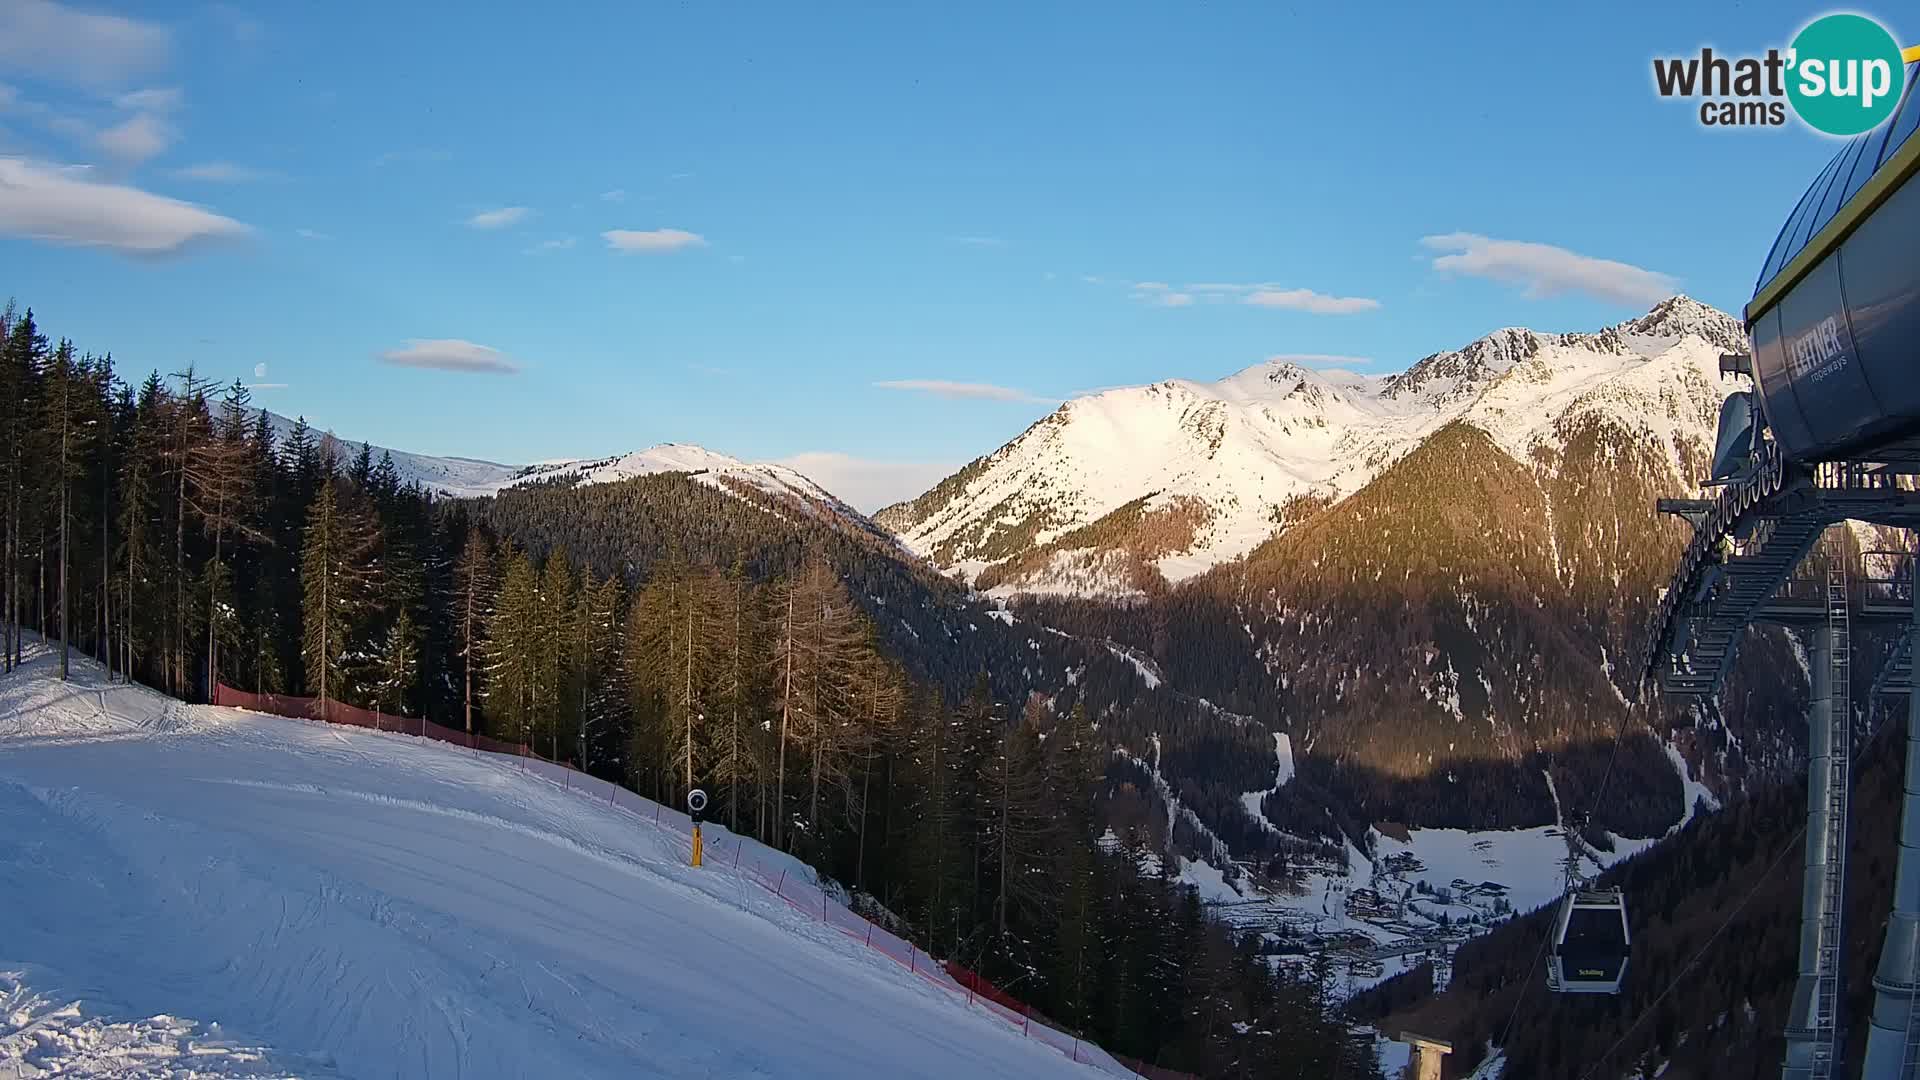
[1620,294,1748,353]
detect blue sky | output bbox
[0,1,1897,509]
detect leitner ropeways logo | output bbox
[1653,12,1916,135]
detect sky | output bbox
[0,1,1899,510]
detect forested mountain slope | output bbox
[1355,693,1911,1079]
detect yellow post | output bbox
[691,823,703,868]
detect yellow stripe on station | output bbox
[1906,44,1920,63]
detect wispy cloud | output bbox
[372,147,450,168]
[602,227,705,253]
[0,157,248,256]
[667,171,694,181]
[96,111,172,163]
[295,227,329,240]
[873,379,1049,404]
[113,86,181,112]
[1265,352,1380,371]
[528,236,576,254]
[378,339,522,375]
[0,0,170,89]
[1130,282,1195,307]
[1243,288,1379,314]
[771,451,961,514]
[174,161,275,183]
[1421,232,1678,306]
[466,206,530,229]
[246,382,288,390]
[600,188,626,202]
[204,3,263,45]
[1122,279,1377,314]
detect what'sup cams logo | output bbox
[1653,13,1917,135]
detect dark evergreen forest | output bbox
[0,301,1383,1079]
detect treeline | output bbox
[0,302,1379,1078]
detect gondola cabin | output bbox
[1547,888,1631,995]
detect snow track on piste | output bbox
[0,648,1112,1079]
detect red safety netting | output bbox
[210,682,1195,1079]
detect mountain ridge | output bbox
[878,295,1746,600]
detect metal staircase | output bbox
[1810,568,1853,1079]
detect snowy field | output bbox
[0,649,1113,1079]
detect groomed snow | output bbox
[0,650,1115,1079]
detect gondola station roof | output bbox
[1753,60,1920,318]
[1746,59,1920,465]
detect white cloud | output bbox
[771,451,960,515]
[245,382,287,390]
[253,362,268,379]
[602,227,705,253]
[466,206,529,229]
[1129,282,1194,307]
[174,161,273,183]
[1421,232,1679,306]
[0,157,248,255]
[528,236,575,254]
[1265,352,1379,371]
[378,339,522,375]
[113,87,181,112]
[294,227,328,240]
[873,379,1048,403]
[1243,287,1379,314]
[96,112,172,163]
[600,188,626,202]
[0,0,169,88]
[1121,279,1376,314]
[204,4,263,45]
[372,147,450,167]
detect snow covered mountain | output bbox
[260,410,850,515]
[877,296,1747,599]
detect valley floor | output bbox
[0,648,1110,1079]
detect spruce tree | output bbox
[452,526,496,733]
[299,478,380,711]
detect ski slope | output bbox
[0,650,1114,1079]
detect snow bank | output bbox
[0,651,1114,1079]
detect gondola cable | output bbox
[1571,670,1902,1079]
[1497,704,1638,1049]
[1574,819,1808,1080]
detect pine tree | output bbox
[2,310,48,671]
[299,479,381,711]
[709,564,761,831]
[536,552,577,760]
[41,340,92,678]
[376,609,419,718]
[452,527,496,733]
[577,570,625,772]
[487,545,541,746]
[186,380,262,696]
[983,694,1055,941]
